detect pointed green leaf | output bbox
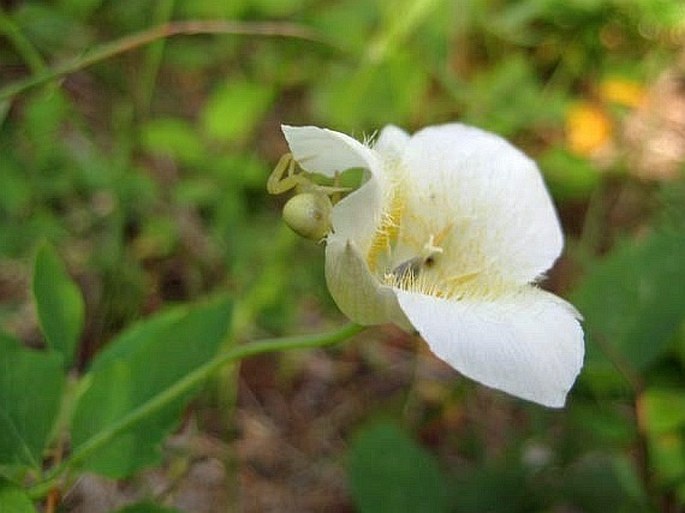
[71,297,232,478]
[0,334,65,468]
[32,243,85,368]
[348,422,448,513]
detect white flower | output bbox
[280,123,584,408]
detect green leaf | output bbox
[0,478,38,513]
[71,297,232,478]
[348,422,448,513]
[573,227,685,374]
[0,335,65,468]
[201,80,274,142]
[112,501,183,513]
[641,388,685,435]
[140,118,205,166]
[32,243,85,368]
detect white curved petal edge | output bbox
[401,123,564,284]
[395,287,584,408]
[325,237,412,331]
[281,125,377,177]
[328,174,384,252]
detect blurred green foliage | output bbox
[0,478,37,513]
[0,333,64,469]
[1,0,684,511]
[71,296,231,478]
[32,242,85,368]
[349,422,449,513]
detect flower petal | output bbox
[282,125,377,177]
[282,125,390,250]
[395,287,584,407]
[401,123,563,284]
[373,125,410,158]
[325,238,412,330]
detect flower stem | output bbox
[27,322,364,499]
[0,19,332,101]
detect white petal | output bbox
[395,287,584,407]
[282,125,377,177]
[401,123,563,284]
[325,237,412,330]
[329,177,384,251]
[373,125,410,158]
[282,125,390,250]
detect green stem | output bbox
[137,0,176,115]
[0,7,47,74]
[0,19,331,101]
[27,322,364,499]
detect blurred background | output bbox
[1,0,685,511]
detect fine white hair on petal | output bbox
[394,287,584,408]
[281,125,378,177]
[373,125,410,158]
[401,123,563,285]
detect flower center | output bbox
[364,173,487,300]
[381,233,443,287]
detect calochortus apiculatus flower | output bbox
[268,123,584,408]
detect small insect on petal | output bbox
[282,192,332,241]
